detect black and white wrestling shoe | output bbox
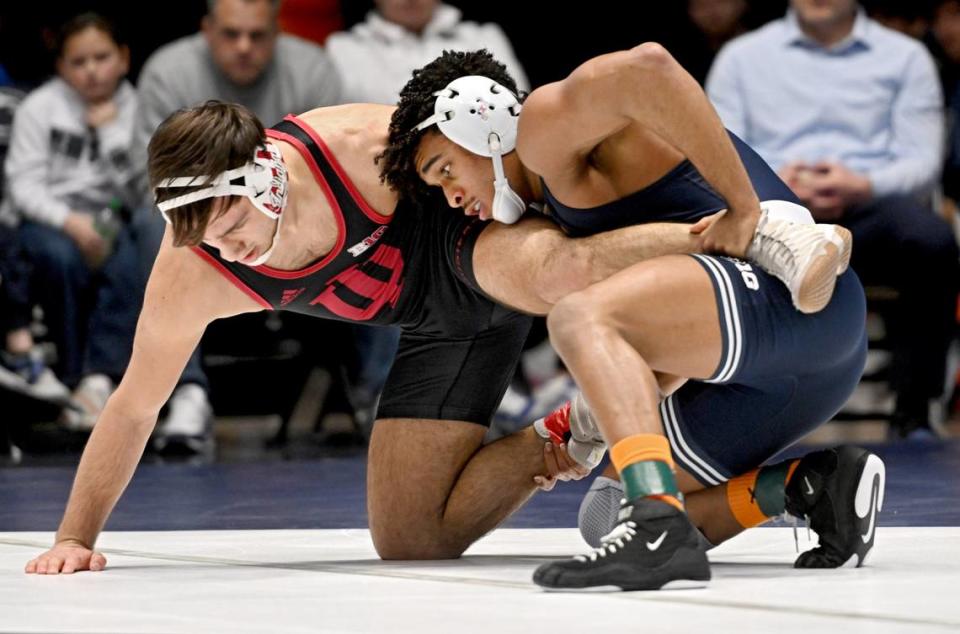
[785,446,886,568]
[533,498,711,591]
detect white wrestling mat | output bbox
[0,528,956,633]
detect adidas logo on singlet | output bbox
[348,226,387,257]
[280,288,306,306]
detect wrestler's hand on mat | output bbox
[689,207,757,258]
[534,442,591,491]
[25,539,107,574]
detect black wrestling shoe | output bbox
[533,498,710,591]
[785,446,886,568]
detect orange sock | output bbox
[610,434,684,511]
[726,459,800,528]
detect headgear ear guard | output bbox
[154,142,288,266]
[155,141,288,221]
[415,75,526,224]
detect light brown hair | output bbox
[148,100,265,247]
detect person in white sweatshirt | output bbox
[2,12,145,430]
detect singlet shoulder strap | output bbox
[269,117,357,214]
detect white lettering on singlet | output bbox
[347,226,387,258]
[733,259,760,291]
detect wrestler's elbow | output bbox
[627,42,674,72]
[619,43,682,92]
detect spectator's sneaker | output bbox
[60,374,114,431]
[0,349,72,405]
[747,204,852,314]
[785,446,885,568]
[533,497,711,591]
[153,384,214,455]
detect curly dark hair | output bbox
[377,49,524,204]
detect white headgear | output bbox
[415,75,525,224]
[155,142,289,266]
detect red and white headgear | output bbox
[154,142,288,266]
[415,75,525,224]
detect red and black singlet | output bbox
[193,115,498,338]
[193,115,416,326]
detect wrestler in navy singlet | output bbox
[544,131,799,236]
[195,116,531,424]
[544,130,868,484]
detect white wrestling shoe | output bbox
[534,392,606,469]
[747,200,852,314]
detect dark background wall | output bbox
[0,0,792,89]
[0,1,940,90]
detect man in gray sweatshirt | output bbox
[127,0,344,454]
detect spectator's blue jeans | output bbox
[0,224,32,335]
[845,195,960,411]
[19,214,207,390]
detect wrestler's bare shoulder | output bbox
[149,235,265,324]
[295,104,398,216]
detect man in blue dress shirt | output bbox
[707,0,960,439]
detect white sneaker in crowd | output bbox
[60,373,114,431]
[0,348,72,406]
[153,383,214,455]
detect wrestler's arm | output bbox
[25,231,262,574]
[516,43,760,255]
[472,216,700,315]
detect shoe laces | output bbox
[749,215,826,286]
[781,512,812,553]
[575,520,637,562]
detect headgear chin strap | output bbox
[415,75,525,224]
[244,204,285,266]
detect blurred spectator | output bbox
[868,0,931,39]
[278,0,343,45]
[689,0,750,49]
[326,0,530,433]
[933,0,960,64]
[707,0,960,439]
[2,13,143,429]
[680,0,750,83]
[0,223,71,405]
[135,0,342,159]
[931,0,960,201]
[131,0,344,453]
[326,0,528,104]
[1,89,61,402]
